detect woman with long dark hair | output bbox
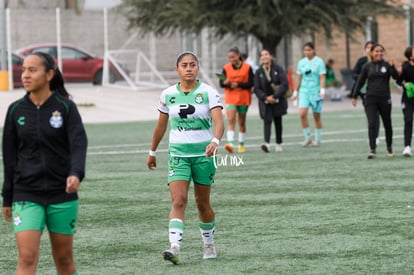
[254,49,289,152]
[219,46,254,153]
[2,52,87,274]
[352,43,399,159]
[291,41,326,147]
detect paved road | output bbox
[0,85,401,125]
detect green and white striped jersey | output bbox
[158,81,223,157]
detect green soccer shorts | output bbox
[168,155,216,185]
[12,200,78,234]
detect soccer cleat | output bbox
[368,150,376,159]
[261,143,270,153]
[224,144,234,154]
[302,139,312,147]
[387,146,395,158]
[238,145,245,153]
[162,246,180,265]
[403,146,412,157]
[203,244,217,260]
[312,141,321,147]
[275,143,283,152]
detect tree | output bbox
[118,0,405,53]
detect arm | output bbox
[272,65,289,99]
[292,73,302,100]
[351,64,369,106]
[352,64,368,99]
[352,57,365,80]
[219,69,228,88]
[319,73,326,98]
[66,103,88,193]
[2,107,17,209]
[396,63,405,86]
[2,107,17,221]
[253,69,267,101]
[237,67,254,89]
[205,107,224,157]
[147,112,169,170]
[388,60,399,81]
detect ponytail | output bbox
[30,52,70,98]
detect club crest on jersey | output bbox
[50,111,63,128]
[195,93,204,104]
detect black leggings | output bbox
[402,98,414,146]
[364,96,392,150]
[264,116,283,144]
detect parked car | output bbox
[16,43,124,85]
[1,52,24,88]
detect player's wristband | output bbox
[292,91,298,97]
[211,137,220,145]
[320,88,326,95]
[149,150,156,156]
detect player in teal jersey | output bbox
[291,41,326,147]
[146,51,224,264]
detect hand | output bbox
[147,156,157,170]
[351,98,357,107]
[66,176,80,193]
[2,207,12,222]
[205,142,218,157]
[266,96,276,104]
[291,91,298,101]
[230,82,238,89]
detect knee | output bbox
[195,200,213,214]
[171,195,188,210]
[54,255,74,270]
[18,249,38,268]
[299,112,307,120]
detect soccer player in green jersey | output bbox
[146,51,224,264]
[291,41,326,147]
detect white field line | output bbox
[0,127,405,159]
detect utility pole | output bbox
[0,0,6,71]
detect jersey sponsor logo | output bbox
[17,116,25,126]
[50,111,63,128]
[178,104,196,118]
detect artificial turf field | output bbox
[1,107,414,274]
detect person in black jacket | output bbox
[397,46,414,157]
[1,52,87,275]
[254,49,289,152]
[350,41,380,145]
[351,43,399,159]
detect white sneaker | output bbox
[302,139,312,147]
[162,245,180,265]
[261,143,270,153]
[275,143,283,152]
[203,244,217,259]
[403,146,412,157]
